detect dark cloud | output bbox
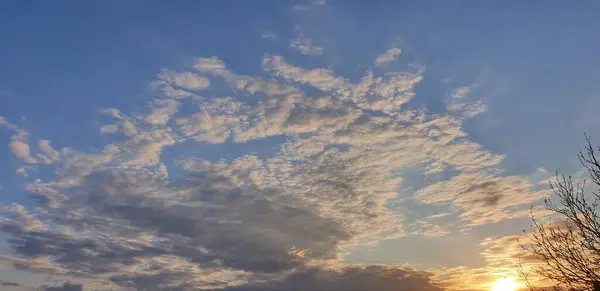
[463,181,504,207]
[1,281,21,287]
[44,283,82,291]
[1,169,352,288]
[212,265,443,291]
[36,266,444,291]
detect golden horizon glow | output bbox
[491,277,520,291]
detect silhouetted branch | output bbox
[521,135,600,291]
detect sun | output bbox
[491,277,520,291]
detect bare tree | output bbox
[521,135,600,291]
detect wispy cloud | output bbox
[416,172,550,227]
[446,86,487,119]
[293,0,327,11]
[1,116,58,165]
[261,31,276,40]
[375,48,402,66]
[290,35,324,56]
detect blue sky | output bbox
[1,1,599,291]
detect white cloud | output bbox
[38,140,60,163]
[194,57,232,78]
[16,167,29,177]
[262,55,348,92]
[143,99,180,126]
[261,31,276,40]
[416,171,550,226]
[0,117,39,164]
[2,125,61,165]
[99,124,118,134]
[9,140,37,163]
[446,86,486,118]
[157,69,210,90]
[374,48,402,66]
[262,55,422,112]
[290,35,324,56]
[293,0,327,10]
[152,69,210,100]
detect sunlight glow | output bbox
[491,277,520,291]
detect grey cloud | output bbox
[82,171,349,269]
[4,226,164,275]
[44,283,82,291]
[60,266,445,291]
[1,281,21,287]
[416,173,547,226]
[463,181,504,207]
[213,265,443,291]
[1,168,352,288]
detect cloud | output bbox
[143,99,180,126]
[375,48,402,66]
[1,117,61,165]
[293,0,327,11]
[432,233,551,291]
[0,167,357,288]
[152,69,209,99]
[0,117,39,164]
[157,69,210,91]
[0,116,23,133]
[9,140,37,163]
[194,57,231,78]
[262,55,423,112]
[44,283,82,291]
[0,281,31,291]
[0,35,550,291]
[214,265,442,291]
[407,216,451,237]
[261,31,276,40]
[16,167,30,176]
[38,140,60,162]
[416,172,550,226]
[290,35,324,56]
[0,203,47,231]
[446,86,486,119]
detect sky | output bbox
[1,1,600,291]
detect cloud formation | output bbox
[0,44,548,291]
